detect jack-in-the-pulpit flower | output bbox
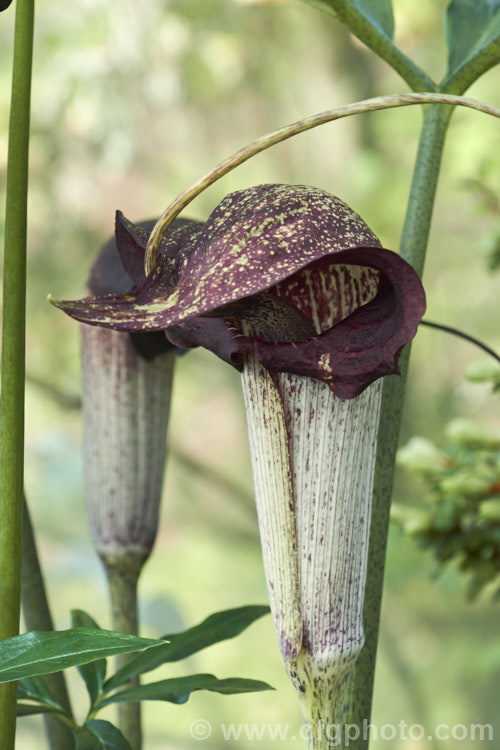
[80,214,201,750]
[81,214,201,575]
[52,184,424,399]
[51,184,425,746]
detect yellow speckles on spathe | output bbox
[319,353,333,375]
[56,184,386,334]
[247,215,276,237]
[132,287,180,316]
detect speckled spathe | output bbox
[80,219,206,558]
[51,184,426,398]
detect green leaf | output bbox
[97,674,273,707]
[0,629,161,683]
[446,0,500,73]
[302,0,393,38]
[71,611,107,705]
[73,720,133,750]
[443,0,500,91]
[18,675,63,710]
[17,703,59,717]
[103,605,270,692]
[349,0,395,38]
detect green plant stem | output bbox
[0,0,34,746]
[441,39,500,96]
[103,554,145,750]
[343,103,454,748]
[144,93,500,273]
[21,495,74,749]
[398,104,454,276]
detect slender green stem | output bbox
[21,496,74,749]
[103,554,145,750]
[343,104,454,748]
[0,0,34,745]
[144,93,500,273]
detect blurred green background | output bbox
[1,0,499,747]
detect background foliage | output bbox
[1,0,499,747]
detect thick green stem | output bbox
[398,104,454,276]
[21,496,74,749]
[0,0,34,745]
[103,554,144,750]
[343,104,454,747]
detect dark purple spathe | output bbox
[51,184,426,398]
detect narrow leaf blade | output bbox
[0,629,161,683]
[103,605,269,692]
[17,703,59,717]
[73,720,133,750]
[98,674,273,707]
[18,675,63,710]
[71,610,107,705]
